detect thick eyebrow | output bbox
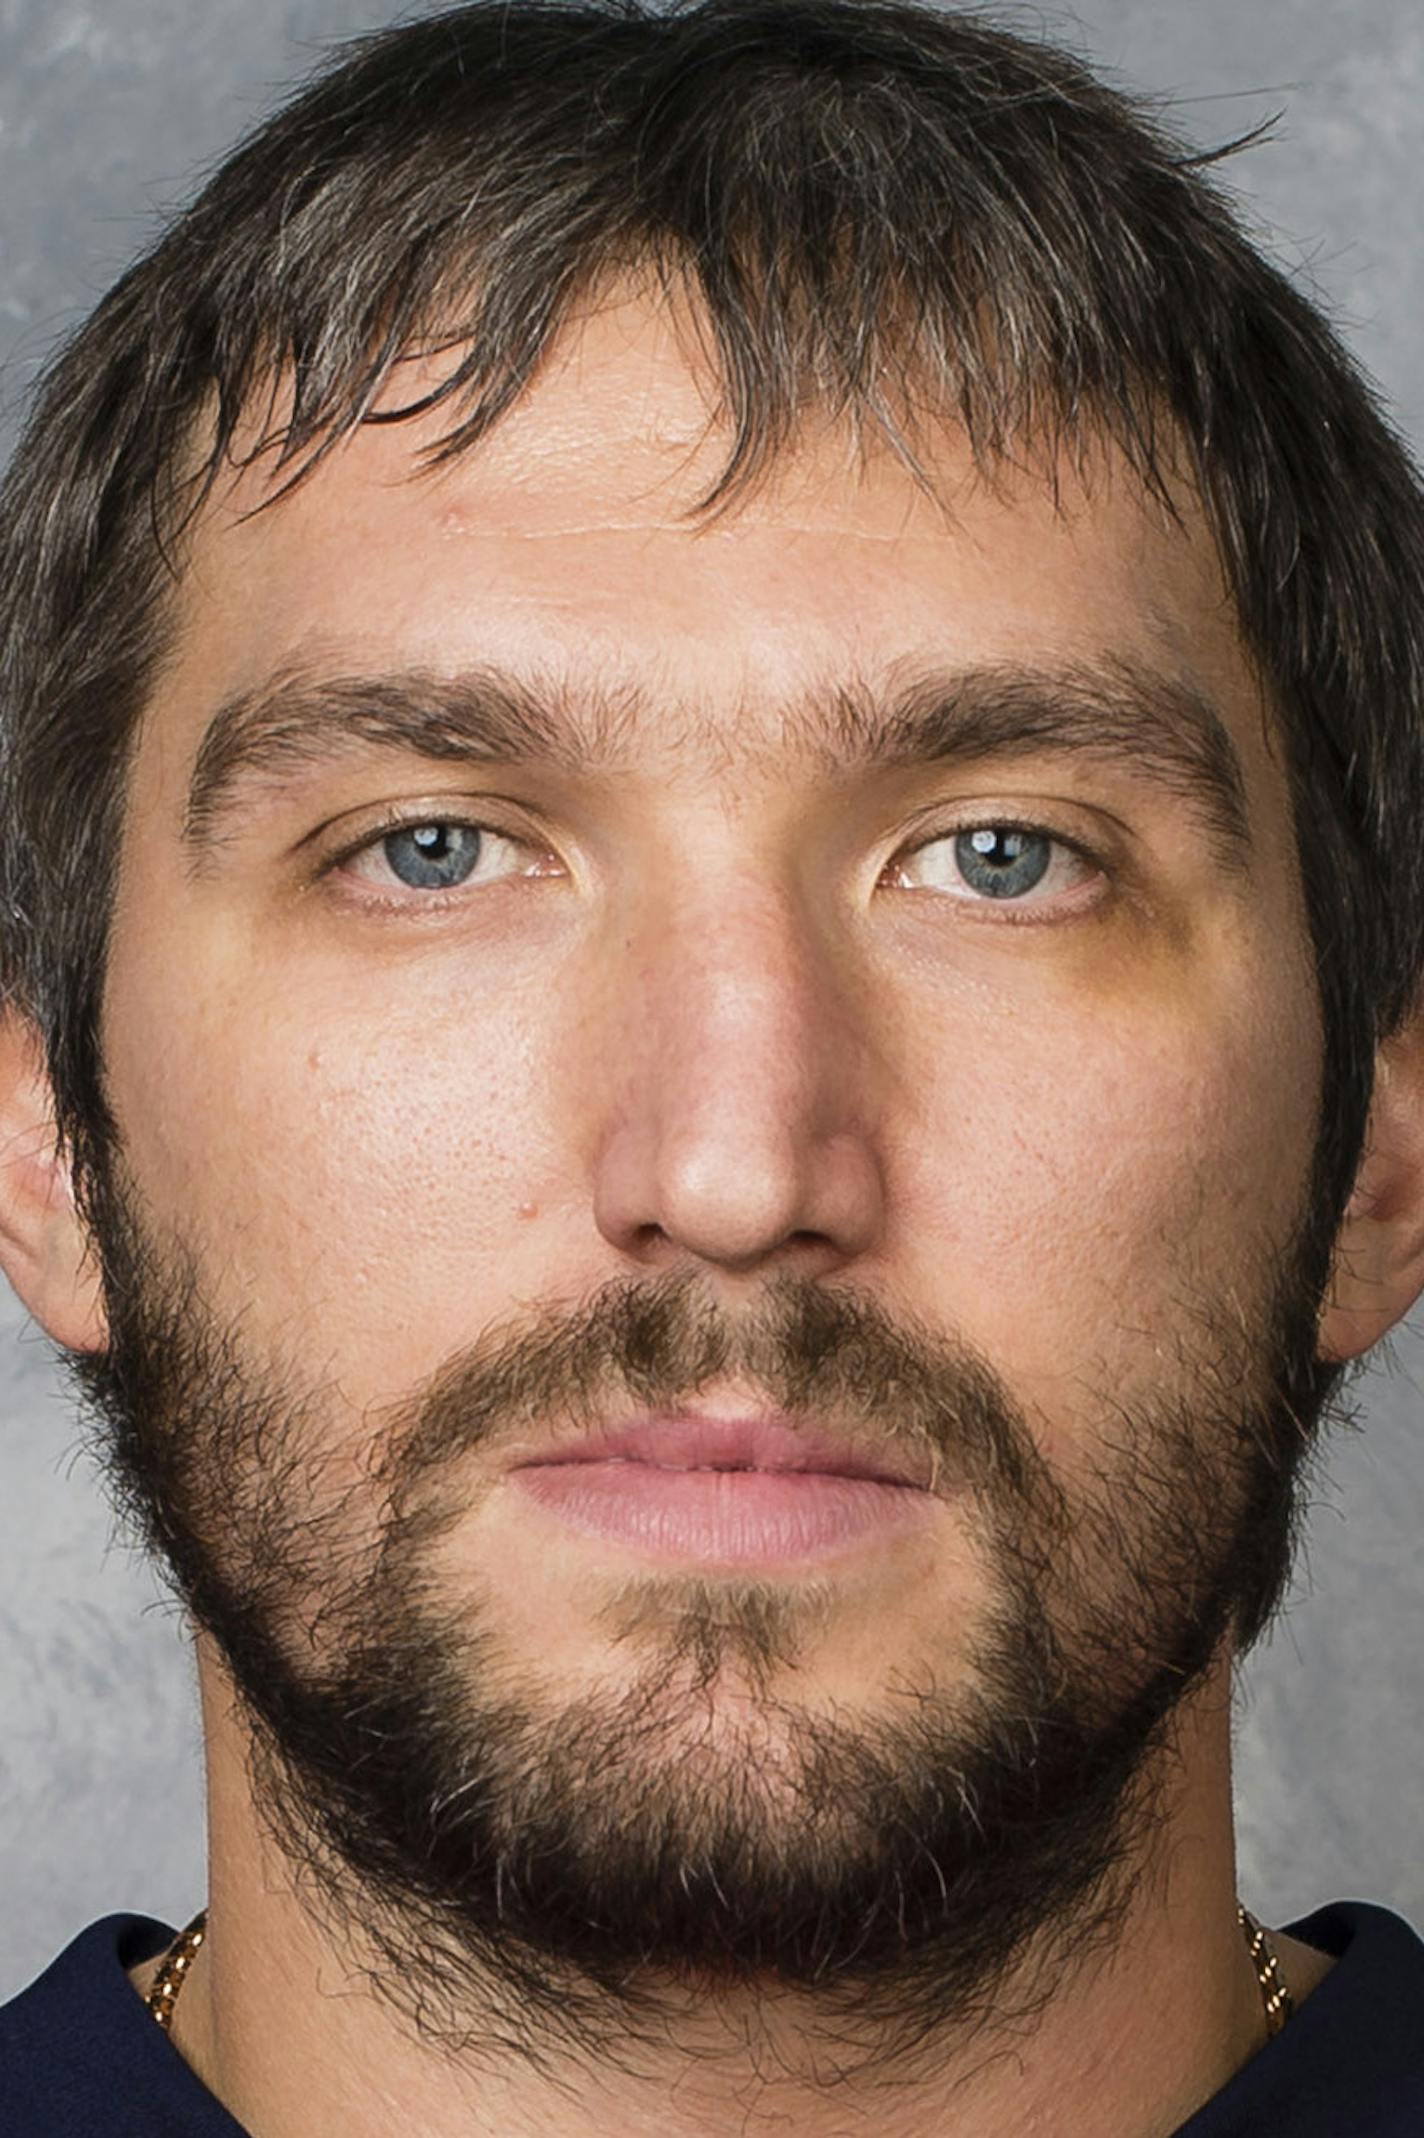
[182,653,1251,871]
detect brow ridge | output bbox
[181,653,1252,871]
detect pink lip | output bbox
[514,1412,931,1489]
[508,1413,937,1566]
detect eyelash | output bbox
[322,812,545,906]
[886,816,1103,918]
[320,809,1107,917]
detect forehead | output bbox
[154,282,1267,780]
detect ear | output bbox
[0,1011,107,1352]
[1319,1011,1424,1364]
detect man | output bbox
[1,0,1423,2129]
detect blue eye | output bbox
[953,827,1052,899]
[891,821,1096,906]
[381,822,483,889]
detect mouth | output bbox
[508,1411,938,1566]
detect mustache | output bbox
[377,1263,1048,1519]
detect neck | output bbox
[129,1644,1331,2138]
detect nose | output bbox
[587,873,887,1277]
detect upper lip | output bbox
[511,1411,933,1490]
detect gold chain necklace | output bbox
[144,1908,206,2032]
[145,1899,1295,2039]
[1237,1900,1295,2036]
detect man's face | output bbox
[84,284,1329,2055]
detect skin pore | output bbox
[22,272,1424,2135]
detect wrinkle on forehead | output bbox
[186,270,1203,555]
[140,275,1281,887]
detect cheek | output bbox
[102,951,559,1400]
[892,953,1320,1413]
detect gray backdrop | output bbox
[2,0,1421,2002]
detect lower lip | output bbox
[511,1460,933,1564]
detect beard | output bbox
[68,1144,1348,2075]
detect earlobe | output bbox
[1318,1013,1424,1364]
[0,1011,108,1353]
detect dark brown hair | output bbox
[2,0,1422,1235]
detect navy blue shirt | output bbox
[3,1900,1423,2132]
